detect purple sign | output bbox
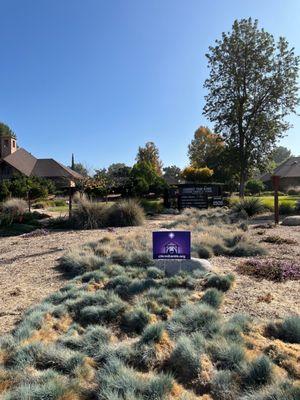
[153,231,191,260]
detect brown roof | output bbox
[273,156,300,178]
[32,159,83,179]
[2,148,83,180]
[2,148,37,176]
[261,156,300,181]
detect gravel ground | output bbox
[0,217,299,335]
[216,224,300,321]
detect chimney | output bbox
[0,136,17,159]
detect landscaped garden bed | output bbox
[0,208,299,399]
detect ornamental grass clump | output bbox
[167,303,220,338]
[232,197,265,217]
[168,335,202,382]
[241,355,273,389]
[105,199,145,227]
[204,273,235,292]
[266,316,300,344]
[200,288,224,309]
[0,198,28,226]
[2,222,299,399]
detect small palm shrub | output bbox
[232,198,264,217]
[105,199,145,227]
[265,316,300,344]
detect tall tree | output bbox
[188,126,224,167]
[136,142,163,175]
[271,146,292,165]
[0,122,16,138]
[70,162,89,177]
[203,18,299,197]
[163,165,182,184]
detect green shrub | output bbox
[105,199,145,227]
[80,325,112,357]
[168,303,220,338]
[194,244,213,259]
[79,302,126,326]
[140,323,165,344]
[3,379,70,400]
[59,249,105,277]
[110,249,129,266]
[266,316,300,344]
[168,335,201,382]
[239,381,300,400]
[122,306,152,334]
[147,267,165,279]
[287,186,300,195]
[208,341,245,370]
[71,196,107,229]
[0,198,28,226]
[96,357,173,399]
[129,251,154,268]
[242,355,273,388]
[232,198,264,217]
[246,179,265,195]
[211,370,238,400]
[229,241,266,257]
[200,288,224,309]
[204,274,235,292]
[279,202,295,215]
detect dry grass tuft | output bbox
[154,331,174,361]
[22,313,73,345]
[198,354,214,387]
[0,369,15,393]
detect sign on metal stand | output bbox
[153,231,191,260]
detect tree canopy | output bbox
[271,146,292,165]
[0,122,16,138]
[136,142,163,175]
[203,18,299,196]
[188,126,224,168]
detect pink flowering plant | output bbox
[238,258,300,281]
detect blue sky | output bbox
[0,0,299,171]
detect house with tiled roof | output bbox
[0,128,83,185]
[261,156,300,191]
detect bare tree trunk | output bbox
[239,175,245,198]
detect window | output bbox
[12,140,16,148]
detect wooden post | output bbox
[272,175,280,224]
[69,180,75,219]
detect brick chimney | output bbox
[0,136,17,159]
